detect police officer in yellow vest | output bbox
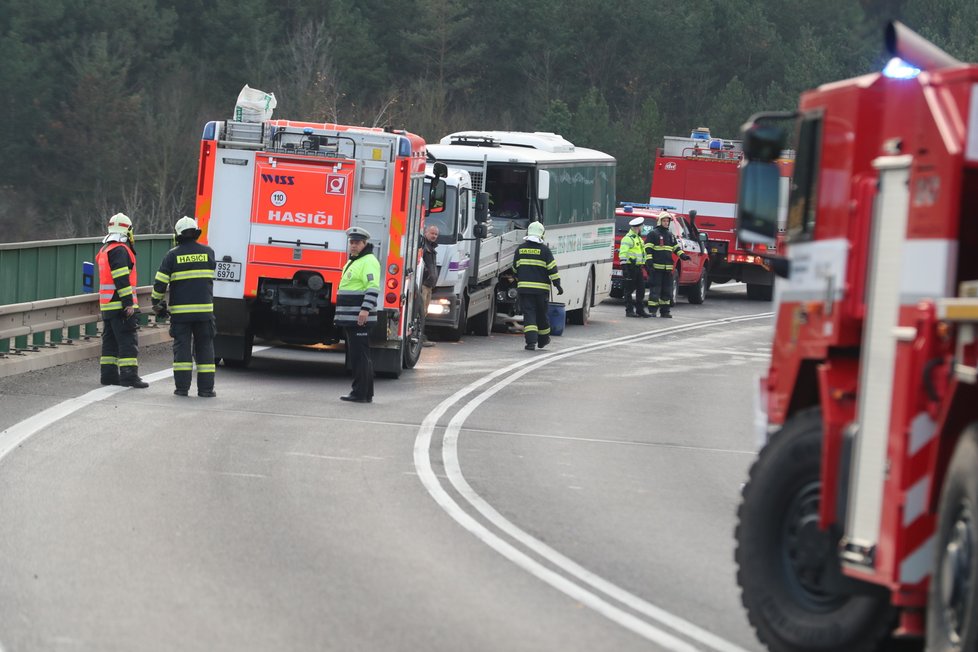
[152,217,217,397]
[619,216,651,317]
[335,227,381,403]
[96,212,149,388]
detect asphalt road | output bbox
[0,284,776,652]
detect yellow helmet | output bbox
[527,221,546,238]
[657,211,673,226]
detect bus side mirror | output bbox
[475,192,489,223]
[428,179,446,214]
[736,161,781,245]
[537,170,550,201]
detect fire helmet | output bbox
[107,213,133,235]
[174,216,199,235]
[657,211,673,226]
[527,221,546,238]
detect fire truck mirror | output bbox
[742,122,788,162]
[736,161,780,245]
[474,192,490,223]
[427,179,446,214]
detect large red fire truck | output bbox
[194,119,429,377]
[649,128,794,300]
[734,22,978,651]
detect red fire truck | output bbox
[194,119,429,377]
[649,128,794,300]
[734,22,978,651]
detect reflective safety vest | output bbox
[513,240,560,294]
[618,231,646,265]
[152,241,216,322]
[96,241,138,313]
[644,226,683,270]
[335,246,381,327]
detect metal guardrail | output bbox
[0,286,160,356]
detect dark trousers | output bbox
[648,268,675,314]
[519,292,551,347]
[100,313,139,383]
[170,319,216,391]
[622,264,646,313]
[345,325,374,399]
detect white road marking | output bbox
[415,315,769,652]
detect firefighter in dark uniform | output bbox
[644,211,690,318]
[151,217,218,397]
[335,226,381,403]
[513,221,562,350]
[619,215,650,317]
[97,212,148,388]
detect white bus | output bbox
[426,131,616,325]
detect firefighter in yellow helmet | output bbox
[152,216,218,397]
[336,227,381,403]
[512,221,562,350]
[644,211,690,318]
[96,212,148,388]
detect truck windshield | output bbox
[423,180,459,244]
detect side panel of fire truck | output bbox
[195,120,426,378]
[733,20,978,652]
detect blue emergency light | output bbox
[619,202,676,213]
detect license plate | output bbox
[215,261,242,282]
[611,269,623,277]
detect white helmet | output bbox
[657,211,673,226]
[174,216,199,235]
[527,221,546,238]
[107,212,133,235]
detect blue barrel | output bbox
[547,302,566,336]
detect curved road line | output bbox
[414,314,771,651]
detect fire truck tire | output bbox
[469,286,496,336]
[927,421,978,652]
[403,295,424,369]
[736,407,895,652]
[687,270,707,304]
[746,283,774,301]
[218,332,253,369]
[568,271,593,325]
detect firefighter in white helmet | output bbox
[151,216,218,397]
[644,211,690,318]
[96,212,149,388]
[512,221,562,350]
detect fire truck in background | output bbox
[734,21,978,652]
[649,127,794,300]
[194,118,429,377]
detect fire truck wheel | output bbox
[927,422,978,652]
[403,294,424,369]
[736,407,895,652]
[746,283,774,301]
[687,270,707,304]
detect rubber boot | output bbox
[119,367,149,389]
[100,364,120,386]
